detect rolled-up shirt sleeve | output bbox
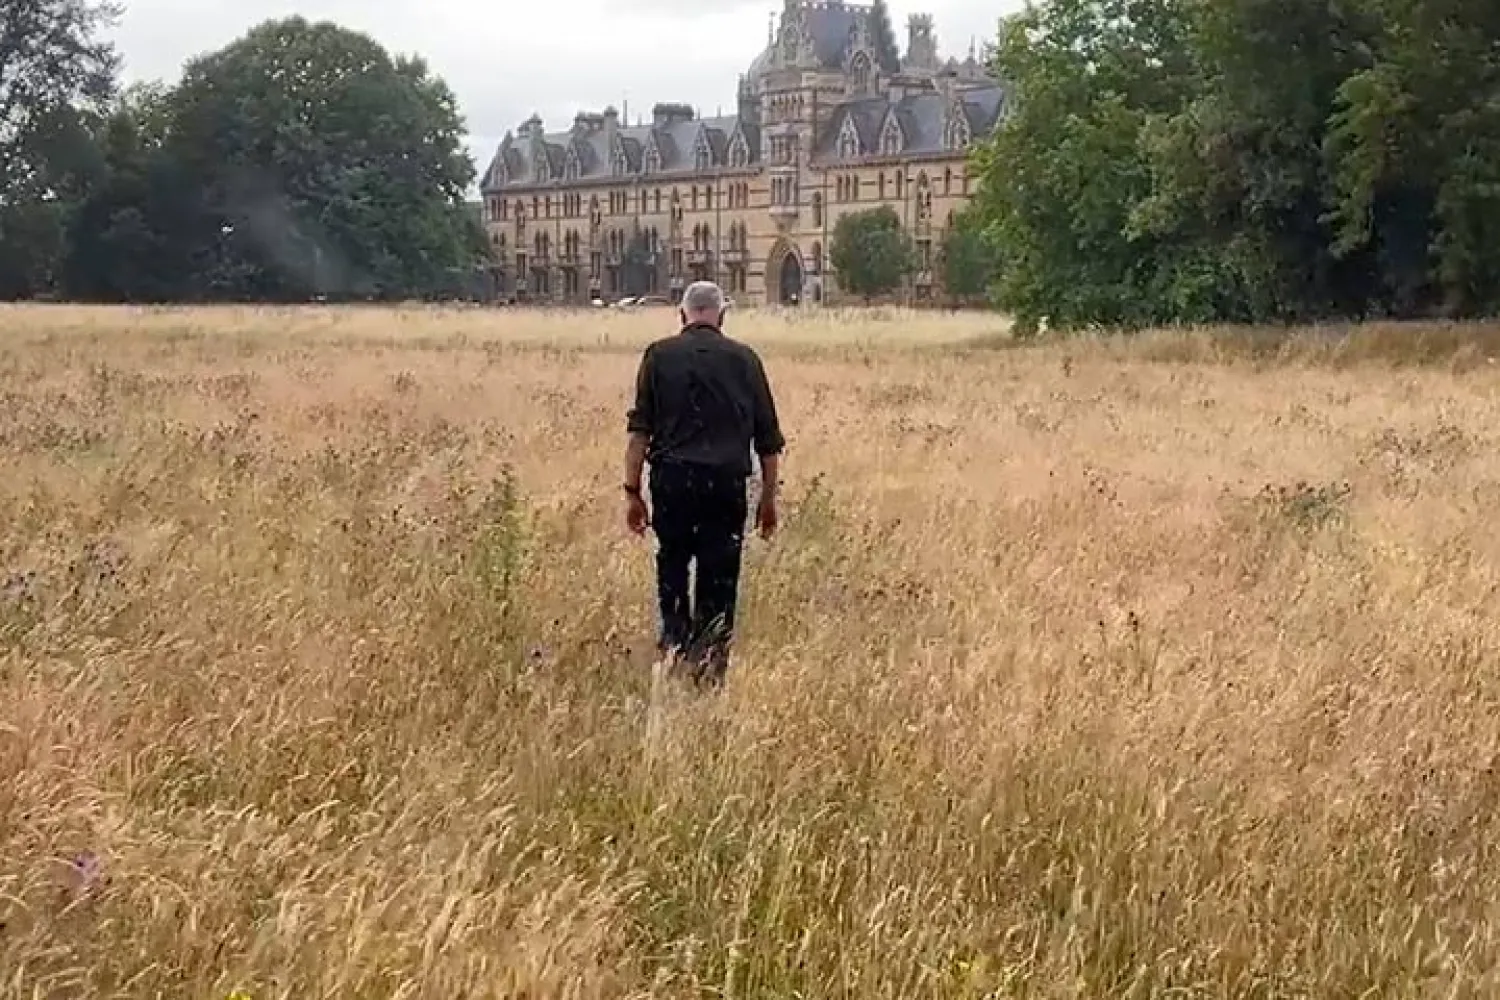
[626,346,656,436]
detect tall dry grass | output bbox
[4,304,1500,998]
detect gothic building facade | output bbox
[479,1,1008,306]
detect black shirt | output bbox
[626,323,785,476]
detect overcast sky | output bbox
[113,0,1016,183]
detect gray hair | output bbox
[682,280,726,315]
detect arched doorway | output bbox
[778,251,804,306]
[766,239,804,306]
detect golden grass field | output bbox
[4,302,1500,998]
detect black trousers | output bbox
[649,459,749,685]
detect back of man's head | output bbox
[681,281,727,327]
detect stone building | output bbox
[478,0,1008,306]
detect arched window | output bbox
[879,115,903,155]
[850,51,872,93]
[943,113,971,151]
[837,118,860,159]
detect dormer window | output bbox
[837,115,860,159]
[944,113,971,150]
[879,116,903,155]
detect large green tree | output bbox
[968,0,1500,330]
[0,0,119,298]
[939,206,998,306]
[1128,0,1380,324]
[969,0,1197,334]
[830,206,913,303]
[1326,0,1500,318]
[61,83,201,301]
[157,17,485,301]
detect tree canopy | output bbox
[966,0,1500,333]
[940,205,998,307]
[830,205,914,303]
[3,12,488,303]
[0,0,120,297]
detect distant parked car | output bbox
[613,295,672,309]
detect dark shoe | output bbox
[656,641,701,684]
[693,644,730,690]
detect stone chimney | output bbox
[652,102,695,129]
[572,111,606,136]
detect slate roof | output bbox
[482,78,1007,193]
[478,1,1010,194]
[810,83,1008,159]
[483,110,762,192]
[746,3,895,77]
[806,3,862,70]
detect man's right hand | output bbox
[625,489,650,535]
[755,495,779,539]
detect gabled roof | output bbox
[805,3,861,69]
[482,111,755,191]
[617,135,642,172]
[479,57,1011,192]
[746,3,896,79]
[541,143,565,174]
[877,103,909,151]
[699,122,729,162]
[819,98,884,155]
[959,86,1008,134]
[812,81,1010,160]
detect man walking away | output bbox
[622,280,785,688]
